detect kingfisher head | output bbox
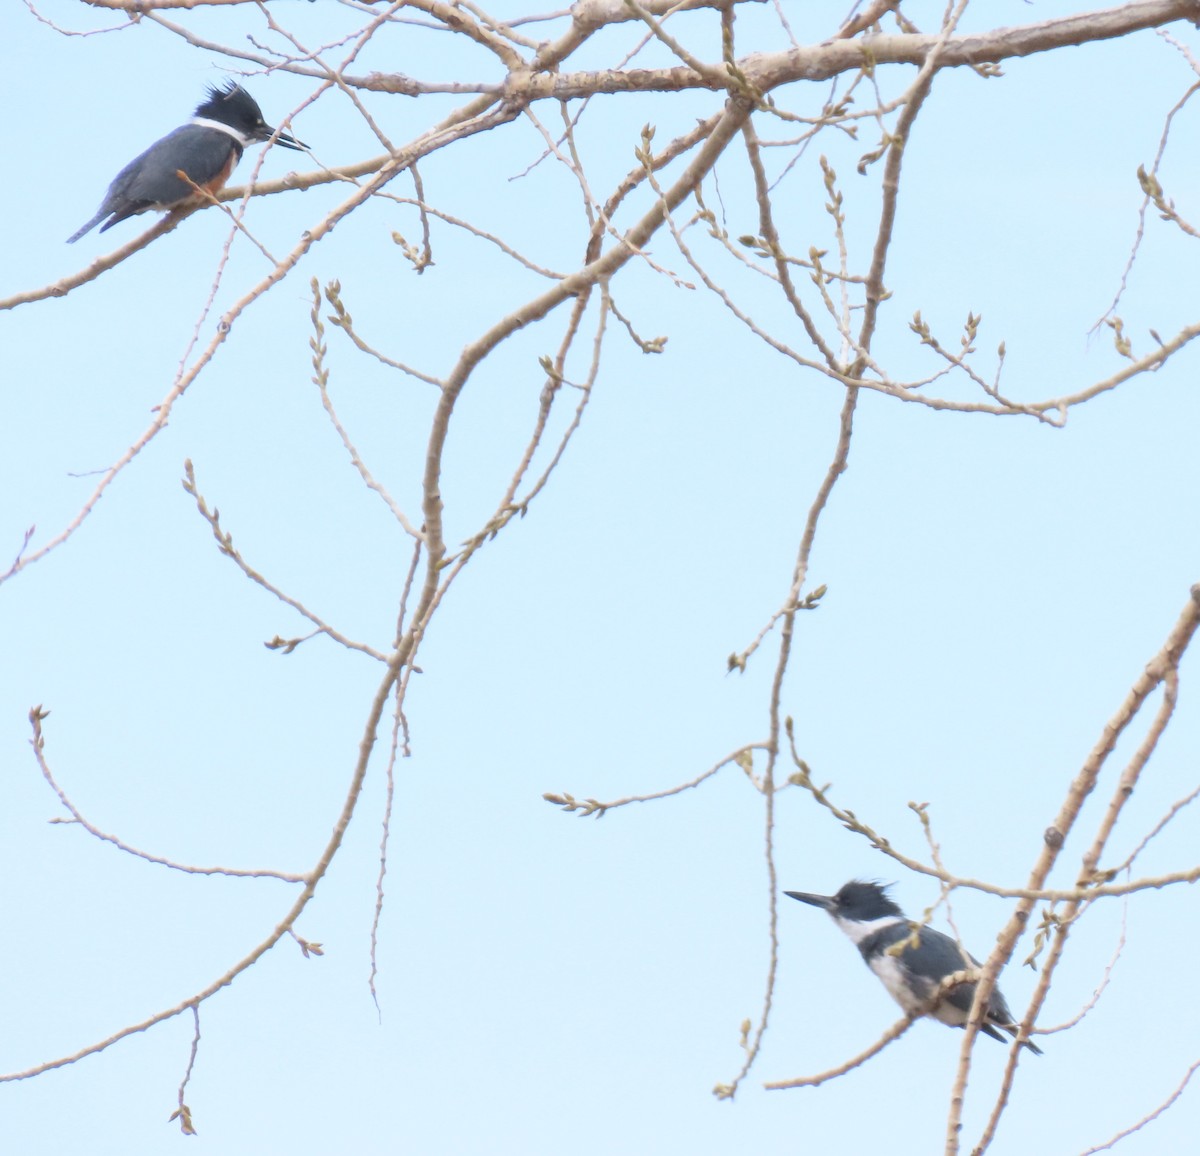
[194,82,306,150]
[787,880,903,924]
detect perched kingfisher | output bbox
[786,880,1042,1054]
[68,82,305,243]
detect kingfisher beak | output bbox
[258,124,307,151]
[784,891,836,911]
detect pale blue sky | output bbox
[4,2,1200,1153]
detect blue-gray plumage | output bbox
[786,880,1041,1054]
[68,83,305,243]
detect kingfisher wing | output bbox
[899,931,1022,1028]
[71,125,245,241]
[98,125,239,223]
[896,927,979,1014]
[875,924,1039,1052]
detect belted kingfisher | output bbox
[67,82,305,243]
[786,880,1042,1054]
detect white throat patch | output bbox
[191,117,253,147]
[831,913,905,945]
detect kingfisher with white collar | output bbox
[68,82,305,243]
[786,880,1042,1054]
